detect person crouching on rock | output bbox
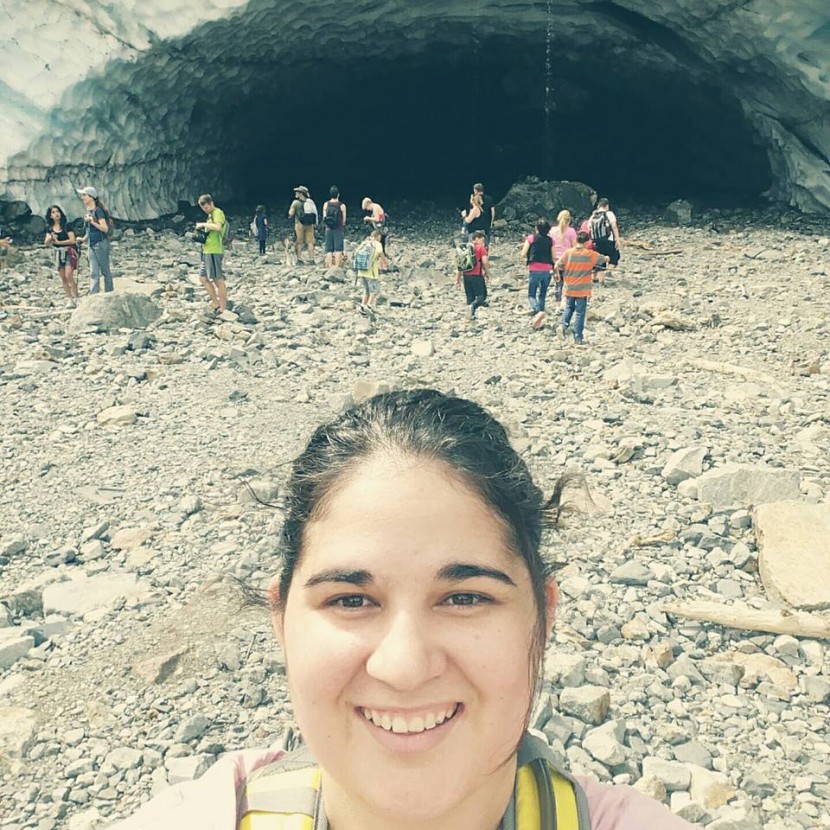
[44,204,79,307]
[196,194,228,315]
[457,230,490,321]
[76,186,113,294]
[107,389,697,830]
[520,218,554,329]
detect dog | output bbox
[283,237,298,267]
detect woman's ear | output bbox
[268,578,285,649]
[544,579,559,638]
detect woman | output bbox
[76,186,113,294]
[521,218,555,329]
[461,192,484,241]
[550,210,577,303]
[112,390,695,830]
[362,197,389,271]
[43,204,79,307]
[253,205,269,256]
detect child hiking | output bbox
[353,229,384,316]
[555,231,608,345]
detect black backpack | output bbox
[324,200,341,229]
[527,233,553,265]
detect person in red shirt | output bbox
[555,231,608,345]
[456,230,490,321]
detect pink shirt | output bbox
[109,748,698,830]
[550,225,577,259]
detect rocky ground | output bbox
[0,201,829,830]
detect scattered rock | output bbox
[68,292,162,334]
[694,464,801,509]
[97,405,138,427]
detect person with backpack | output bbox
[322,185,347,268]
[195,193,229,315]
[473,182,496,246]
[520,218,555,329]
[108,389,697,830]
[76,186,114,294]
[556,231,609,345]
[461,192,484,241]
[253,205,269,255]
[288,185,317,263]
[354,228,384,315]
[361,197,389,271]
[456,229,490,321]
[588,197,622,279]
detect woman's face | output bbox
[274,456,555,826]
[50,207,61,223]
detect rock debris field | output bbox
[1,202,830,830]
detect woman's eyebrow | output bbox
[304,568,373,588]
[437,562,516,586]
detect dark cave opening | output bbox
[219,39,772,209]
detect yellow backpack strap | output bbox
[513,733,591,830]
[238,749,323,830]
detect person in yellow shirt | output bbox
[195,194,228,315]
[355,228,383,315]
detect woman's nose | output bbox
[365,612,445,691]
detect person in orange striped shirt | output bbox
[555,231,608,345]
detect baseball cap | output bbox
[77,186,98,199]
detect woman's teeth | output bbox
[361,704,459,734]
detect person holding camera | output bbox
[77,186,113,294]
[195,194,228,315]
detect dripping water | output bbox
[543,0,555,178]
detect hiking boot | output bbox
[574,337,585,346]
[556,324,566,340]
[468,303,476,320]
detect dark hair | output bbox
[256,204,266,213]
[198,194,214,207]
[576,231,590,244]
[596,197,609,209]
[535,218,552,236]
[471,230,486,240]
[273,390,570,666]
[329,185,339,198]
[45,205,68,231]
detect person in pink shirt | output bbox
[550,209,577,303]
[111,391,698,830]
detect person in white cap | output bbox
[76,186,114,293]
[287,185,317,263]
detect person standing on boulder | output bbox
[589,197,621,280]
[473,182,495,246]
[556,230,608,345]
[195,194,228,315]
[288,186,317,263]
[76,186,113,294]
[322,186,347,269]
[44,205,79,307]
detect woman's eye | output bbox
[444,593,489,607]
[328,595,371,609]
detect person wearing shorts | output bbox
[356,229,383,314]
[196,194,228,315]
[288,186,316,262]
[322,185,347,268]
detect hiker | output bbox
[195,194,228,315]
[460,192,484,241]
[322,185,347,268]
[520,218,554,329]
[473,182,496,246]
[361,197,388,270]
[76,186,113,294]
[589,197,621,279]
[253,205,268,255]
[550,209,577,302]
[109,389,695,830]
[556,230,609,345]
[456,229,489,321]
[44,204,79,307]
[354,228,384,315]
[288,185,317,263]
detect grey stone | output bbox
[641,757,691,791]
[165,754,213,784]
[105,746,144,771]
[0,535,27,557]
[174,713,209,742]
[42,573,150,617]
[68,293,162,334]
[609,561,654,586]
[0,707,37,760]
[672,741,713,769]
[662,446,707,486]
[0,630,35,669]
[666,199,694,225]
[799,676,830,703]
[583,721,627,766]
[559,686,611,725]
[694,464,801,509]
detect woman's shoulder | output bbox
[577,776,697,830]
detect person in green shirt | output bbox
[196,193,228,314]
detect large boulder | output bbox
[68,292,161,334]
[42,572,151,617]
[496,178,595,223]
[754,501,830,610]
